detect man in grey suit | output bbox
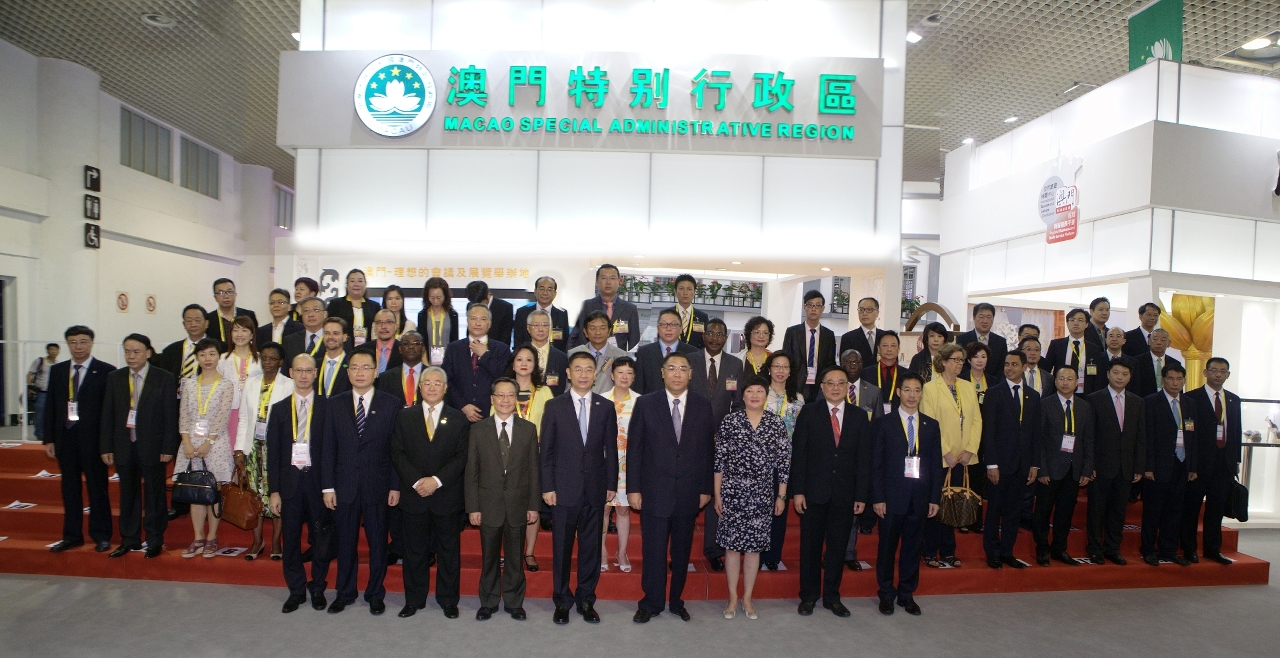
[1019,336,1051,396]
[839,349,885,569]
[687,318,744,571]
[1034,364,1095,567]
[567,311,630,394]
[465,378,541,621]
[570,264,641,351]
[633,309,698,395]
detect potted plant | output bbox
[832,289,850,315]
[707,281,723,306]
[748,282,763,308]
[901,295,923,321]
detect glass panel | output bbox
[119,108,131,166]
[157,127,171,181]
[180,138,190,189]
[208,149,219,199]
[130,114,144,170]
[144,120,157,176]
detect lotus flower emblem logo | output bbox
[369,79,422,114]
[1148,38,1174,61]
[354,55,436,138]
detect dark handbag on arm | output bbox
[1226,477,1249,522]
[172,458,221,506]
[938,468,982,528]
[218,465,263,530]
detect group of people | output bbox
[39,267,1242,623]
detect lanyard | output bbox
[258,379,276,421]
[681,307,694,342]
[307,334,322,356]
[218,315,227,343]
[196,376,220,417]
[1063,399,1075,434]
[127,370,138,409]
[516,387,537,419]
[746,350,767,375]
[899,414,917,456]
[68,367,78,401]
[1071,339,1084,366]
[291,394,313,442]
[323,357,342,395]
[878,364,898,401]
[430,308,445,346]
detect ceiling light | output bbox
[1062,81,1098,95]
[1003,116,1018,123]
[1242,37,1273,50]
[906,31,923,44]
[1167,290,1178,294]
[961,137,974,145]
[141,13,176,28]
[291,32,301,41]
[820,267,831,272]
[731,261,741,265]
[716,268,728,271]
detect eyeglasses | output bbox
[769,364,790,371]
[570,366,596,374]
[292,368,317,374]
[856,306,877,313]
[374,319,396,326]
[664,365,691,373]
[269,299,289,306]
[528,322,550,328]
[492,392,517,400]
[803,302,825,310]
[946,356,966,363]
[214,290,236,296]
[750,329,771,336]
[821,380,847,387]
[657,322,681,329]
[348,365,376,372]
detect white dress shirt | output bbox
[571,388,592,428]
[826,399,846,433]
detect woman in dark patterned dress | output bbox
[714,376,791,620]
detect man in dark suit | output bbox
[783,290,837,401]
[320,350,402,615]
[369,309,403,376]
[1124,302,1161,357]
[1045,308,1105,396]
[633,308,698,395]
[1141,363,1197,566]
[1084,356,1145,565]
[1181,358,1239,565]
[790,365,872,618]
[390,366,471,619]
[981,350,1042,569]
[955,302,1007,381]
[45,325,116,553]
[871,372,942,616]
[687,318,743,571]
[1018,336,1051,397]
[627,351,714,623]
[861,331,911,414]
[258,288,304,347]
[1134,328,1181,398]
[1083,297,1110,348]
[99,334,178,558]
[1034,364,1095,567]
[206,277,258,342]
[465,378,540,621]
[514,276,571,352]
[669,274,710,349]
[154,304,224,379]
[524,308,569,396]
[571,264,642,352]
[841,348,885,568]
[316,318,352,398]
[267,353,333,613]
[281,297,327,377]
[541,351,619,624]
[466,280,514,347]
[443,303,511,422]
[376,331,426,409]
[839,296,886,367]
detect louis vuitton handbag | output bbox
[938,468,982,528]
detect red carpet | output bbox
[0,444,1267,598]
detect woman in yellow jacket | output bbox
[919,343,983,568]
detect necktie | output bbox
[1171,398,1185,462]
[1156,356,1164,377]
[1064,399,1073,434]
[848,383,858,407]
[499,420,510,463]
[604,300,613,319]
[1071,339,1081,371]
[470,348,479,373]
[67,365,83,429]
[578,397,589,445]
[130,372,142,443]
[830,407,841,447]
[807,328,817,367]
[356,395,366,438]
[980,334,988,345]
[1013,384,1022,421]
[1214,391,1225,448]
[297,399,309,443]
[666,345,672,356]
[404,367,416,407]
[906,414,916,455]
[378,347,389,374]
[867,329,874,348]
[708,356,718,393]
[307,333,316,354]
[1115,392,1125,431]
[672,398,683,444]
[326,359,337,395]
[181,345,197,379]
[426,406,435,441]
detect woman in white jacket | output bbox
[234,342,294,560]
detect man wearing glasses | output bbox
[205,278,258,343]
[839,297,886,367]
[514,276,571,353]
[783,290,837,402]
[258,288,304,348]
[282,297,329,378]
[524,309,569,396]
[687,318,744,571]
[369,310,403,376]
[571,264,641,351]
[633,309,697,395]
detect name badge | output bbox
[1086,364,1097,376]
[1061,433,1076,453]
[551,329,564,341]
[193,419,210,440]
[1183,419,1195,432]
[353,327,367,346]
[126,410,137,429]
[255,421,268,441]
[607,336,619,347]
[291,442,311,468]
[904,455,921,479]
[429,345,445,366]
[806,366,817,384]
[883,402,892,415]
[1076,378,1085,394]
[725,379,737,391]
[693,322,705,333]
[976,391,985,405]
[67,401,79,422]
[613,320,629,334]
[1176,430,1184,448]
[1216,424,1225,440]
[546,374,560,387]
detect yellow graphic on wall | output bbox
[1160,294,1213,391]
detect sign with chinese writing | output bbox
[1039,156,1083,244]
[279,50,884,158]
[309,261,535,301]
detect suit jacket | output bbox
[320,389,401,505]
[442,337,510,414]
[416,306,461,348]
[514,303,571,352]
[566,343,631,394]
[376,364,424,408]
[367,339,403,374]
[1134,352,1182,399]
[789,399,872,507]
[280,329,325,377]
[1184,386,1241,473]
[391,403,470,515]
[1037,393,1095,481]
[1044,336,1106,394]
[542,346,569,396]
[981,380,1043,477]
[1083,322,1107,348]
[668,305,710,349]
[465,414,540,526]
[325,297,381,350]
[266,393,327,500]
[44,358,116,445]
[152,338,225,378]
[1086,387,1146,480]
[1021,364,1053,397]
[870,411,943,516]
[781,323,837,392]
[257,319,304,348]
[539,392,619,508]
[98,366,179,464]
[687,350,744,426]
[486,297,515,347]
[570,296,642,352]
[839,326,886,369]
[955,330,1008,381]
[1122,327,1151,358]
[626,390,715,517]
[846,378,885,422]
[1144,391,1198,481]
[316,351,353,398]
[861,363,911,407]
[633,341,698,395]
[206,307,259,342]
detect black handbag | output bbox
[172,458,221,506]
[1226,478,1249,522]
[311,516,338,563]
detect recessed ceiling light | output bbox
[141,13,176,28]
[820,267,831,272]
[1004,116,1018,123]
[1063,81,1098,95]
[906,31,923,44]
[1167,290,1178,293]
[291,32,301,41]
[1215,294,1227,298]
[716,268,728,271]
[730,261,741,265]
[1242,37,1273,50]
[961,137,974,145]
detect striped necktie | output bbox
[356,395,366,438]
[181,344,197,379]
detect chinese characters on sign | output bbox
[357,265,532,281]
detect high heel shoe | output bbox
[617,553,632,573]
[270,538,283,561]
[723,602,737,619]
[244,541,265,561]
[744,602,758,620]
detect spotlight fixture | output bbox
[1062,81,1098,95]
[731,261,741,265]
[141,13,176,28]
[820,267,831,272]
[906,31,923,44]
[1004,116,1018,124]
[961,137,974,145]
[1242,37,1273,50]
[291,32,301,41]
[1216,31,1280,71]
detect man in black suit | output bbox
[1018,336,1051,397]
[525,308,569,396]
[44,326,116,553]
[268,353,333,613]
[782,290,837,402]
[1045,308,1105,395]
[369,309,403,376]
[541,351,619,625]
[514,276,571,352]
[570,264,641,351]
[843,348,886,567]
[390,366,471,619]
[259,288,304,347]
[955,302,1007,381]
[633,308,698,394]
[99,334,178,558]
[687,318,744,571]
[790,365,872,618]
[1124,302,1161,357]
[1142,363,1197,566]
[207,277,258,342]
[871,372,941,616]
[1084,357,1145,565]
[839,296,886,367]
[628,352,714,623]
[443,303,512,422]
[281,297,327,377]
[669,274,710,349]
[376,331,426,567]
[861,331,911,414]
[154,304,224,379]
[317,318,352,398]
[320,350,402,615]
[981,350,1042,569]
[1134,328,1181,398]
[1034,364,1095,566]
[1181,358,1239,565]
[1083,297,1110,348]
[467,280,514,347]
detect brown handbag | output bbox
[218,465,263,530]
[938,468,981,528]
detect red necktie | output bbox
[404,367,415,407]
[470,352,479,373]
[604,300,613,319]
[830,407,841,447]
[1214,392,1225,448]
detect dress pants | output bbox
[762,500,789,565]
[1181,459,1232,557]
[387,506,404,557]
[334,491,389,602]
[115,443,167,548]
[876,507,924,603]
[479,522,527,609]
[1141,460,1187,559]
[1033,467,1079,554]
[56,432,113,543]
[639,511,697,613]
[280,471,331,597]
[552,502,604,609]
[797,501,854,605]
[402,509,460,609]
[1086,475,1130,557]
[702,505,724,560]
[983,472,1026,558]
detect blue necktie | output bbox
[356,395,366,438]
[578,396,588,445]
[1172,398,1185,462]
[807,328,816,367]
[907,415,916,456]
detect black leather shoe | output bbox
[1036,550,1051,567]
[823,600,851,618]
[369,599,385,615]
[311,591,327,610]
[442,605,459,619]
[633,609,653,623]
[899,599,922,616]
[1170,555,1191,567]
[108,544,138,558]
[579,602,600,623]
[1001,556,1026,569]
[553,606,571,625]
[427,553,436,568]
[764,562,779,571]
[397,604,419,618]
[540,517,553,531]
[1088,554,1105,565]
[1143,554,1161,566]
[986,556,1003,569]
[709,556,724,572]
[672,607,692,622]
[846,559,862,571]
[878,599,895,615]
[1205,552,1232,565]
[1051,551,1078,566]
[94,540,111,552]
[476,606,494,621]
[506,606,527,620]
[327,598,353,614]
[49,539,84,553]
[282,594,306,613]
[797,600,815,616]
[144,544,163,558]
[1185,552,1199,564]
[166,508,182,521]
[1104,553,1128,566]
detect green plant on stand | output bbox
[901,295,923,320]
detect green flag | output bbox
[1129,0,1182,70]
